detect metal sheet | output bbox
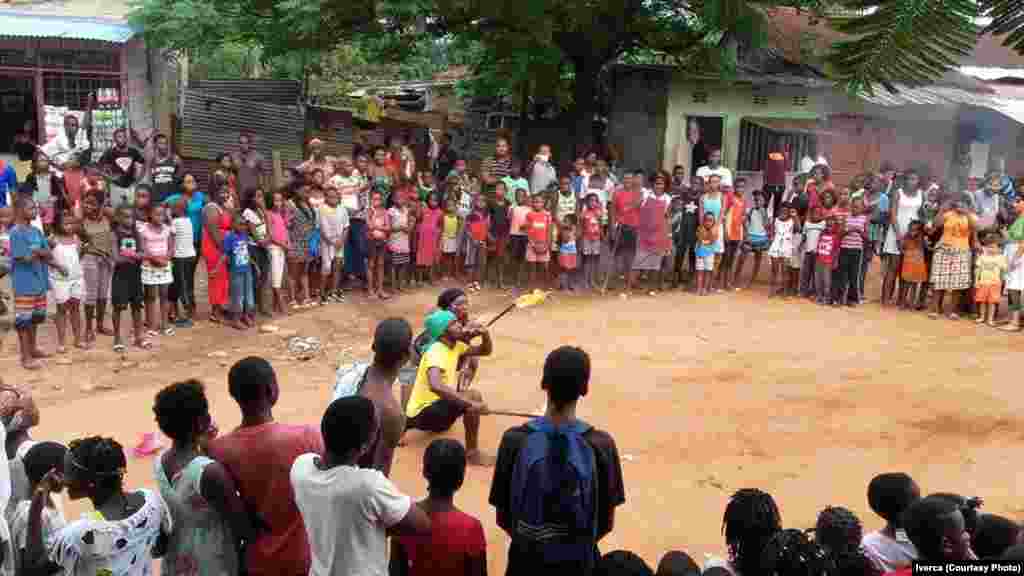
[190,80,301,106]
[0,11,134,43]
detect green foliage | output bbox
[984,0,1024,53]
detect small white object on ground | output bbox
[208,350,228,359]
[623,454,635,462]
[259,324,280,334]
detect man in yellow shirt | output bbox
[405,310,495,466]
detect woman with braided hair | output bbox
[25,436,171,576]
[704,488,781,575]
[759,528,837,576]
[815,506,880,576]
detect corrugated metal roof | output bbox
[190,80,302,106]
[859,85,1024,125]
[178,90,304,178]
[960,66,1024,81]
[0,10,134,42]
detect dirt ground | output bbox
[2,265,1023,574]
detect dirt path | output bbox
[3,275,1023,574]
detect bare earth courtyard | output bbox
[2,280,1022,574]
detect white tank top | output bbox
[895,189,923,236]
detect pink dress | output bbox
[417,206,442,266]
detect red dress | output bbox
[416,206,442,266]
[202,204,231,306]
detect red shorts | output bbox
[975,283,1002,304]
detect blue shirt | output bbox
[162,191,206,242]
[223,231,251,273]
[9,224,49,295]
[0,163,16,208]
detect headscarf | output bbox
[420,310,456,354]
[0,383,39,433]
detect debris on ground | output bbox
[259,324,280,334]
[207,350,228,359]
[287,336,322,361]
[132,432,164,458]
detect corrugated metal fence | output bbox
[190,80,301,106]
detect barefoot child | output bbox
[464,194,489,290]
[417,194,442,284]
[558,215,579,291]
[79,190,114,343]
[525,194,552,289]
[268,189,290,314]
[368,191,392,299]
[899,220,928,309]
[224,212,255,330]
[580,193,604,290]
[975,232,1008,326]
[768,202,795,296]
[441,199,460,281]
[11,197,62,369]
[488,183,511,288]
[509,187,532,287]
[734,191,770,290]
[786,205,803,297]
[389,193,412,294]
[319,187,349,304]
[0,207,10,316]
[695,213,717,296]
[816,217,840,305]
[800,205,827,298]
[110,205,146,351]
[171,197,197,326]
[49,210,84,352]
[140,203,174,338]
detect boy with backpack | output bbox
[488,346,626,576]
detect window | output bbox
[692,91,708,104]
[737,119,817,172]
[752,92,769,106]
[792,95,809,107]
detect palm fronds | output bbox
[984,0,1024,53]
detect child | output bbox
[580,193,604,290]
[721,181,746,290]
[464,194,490,290]
[171,197,197,326]
[368,192,392,299]
[417,171,436,203]
[388,193,412,293]
[0,207,10,316]
[558,215,578,292]
[441,199,460,281]
[861,473,920,572]
[675,187,701,289]
[834,196,868,306]
[695,213,717,296]
[139,202,174,338]
[49,210,85,352]
[79,190,114,343]
[899,220,928,309]
[815,217,840,305]
[489,184,511,288]
[801,205,827,298]
[390,439,486,576]
[555,175,578,226]
[814,506,877,576]
[768,202,795,297]
[737,190,770,289]
[268,189,290,315]
[320,187,350,304]
[786,205,803,297]
[525,193,552,288]
[416,193,443,285]
[9,442,68,573]
[976,232,1008,326]
[509,187,532,288]
[502,161,528,206]
[110,205,146,352]
[11,197,62,369]
[224,212,255,329]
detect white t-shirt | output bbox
[171,217,196,259]
[290,453,411,576]
[696,165,734,187]
[10,499,66,573]
[861,529,918,573]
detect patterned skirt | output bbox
[930,245,971,291]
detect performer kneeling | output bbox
[405,309,495,466]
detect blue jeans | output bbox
[230,268,255,315]
[344,219,368,279]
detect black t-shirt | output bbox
[490,203,511,237]
[14,141,35,162]
[489,422,626,576]
[100,146,145,188]
[150,155,180,203]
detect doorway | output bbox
[0,74,35,154]
[685,115,724,176]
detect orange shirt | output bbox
[526,210,552,244]
[727,196,746,241]
[940,211,973,250]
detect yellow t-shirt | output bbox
[442,214,460,241]
[406,340,469,418]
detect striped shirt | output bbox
[481,156,513,184]
[841,214,868,250]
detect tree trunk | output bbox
[571,57,598,154]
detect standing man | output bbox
[41,113,90,207]
[99,127,144,208]
[609,171,641,291]
[481,136,515,196]
[489,346,626,576]
[763,137,787,217]
[695,148,733,187]
[208,357,324,576]
[232,132,266,197]
[145,133,182,204]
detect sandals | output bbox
[113,343,127,353]
[949,313,960,321]
[163,327,175,336]
[135,339,153,350]
[1002,324,1022,332]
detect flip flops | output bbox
[132,432,164,458]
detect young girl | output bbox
[80,190,114,344]
[800,205,827,298]
[0,207,10,316]
[367,191,392,299]
[835,196,869,307]
[139,203,174,338]
[49,210,85,352]
[268,189,290,315]
[242,186,272,313]
[388,193,412,293]
[464,194,490,290]
[525,194,552,288]
[224,212,255,330]
[695,213,718,296]
[171,198,197,327]
[786,206,804,297]
[580,193,604,290]
[10,197,59,369]
[768,202,795,296]
[489,183,511,288]
[110,205,146,351]
[558,215,578,292]
[899,220,928,309]
[318,187,349,304]
[816,217,840,305]
[734,191,770,290]
[509,187,532,288]
[975,232,1008,326]
[286,186,318,308]
[417,171,436,203]
[416,194,442,284]
[441,199,460,281]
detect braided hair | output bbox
[723,489,782,576]
[760,528,836,576]
[67,436,127,492]
[815,507,880,576]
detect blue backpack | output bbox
[509,418,598,567]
